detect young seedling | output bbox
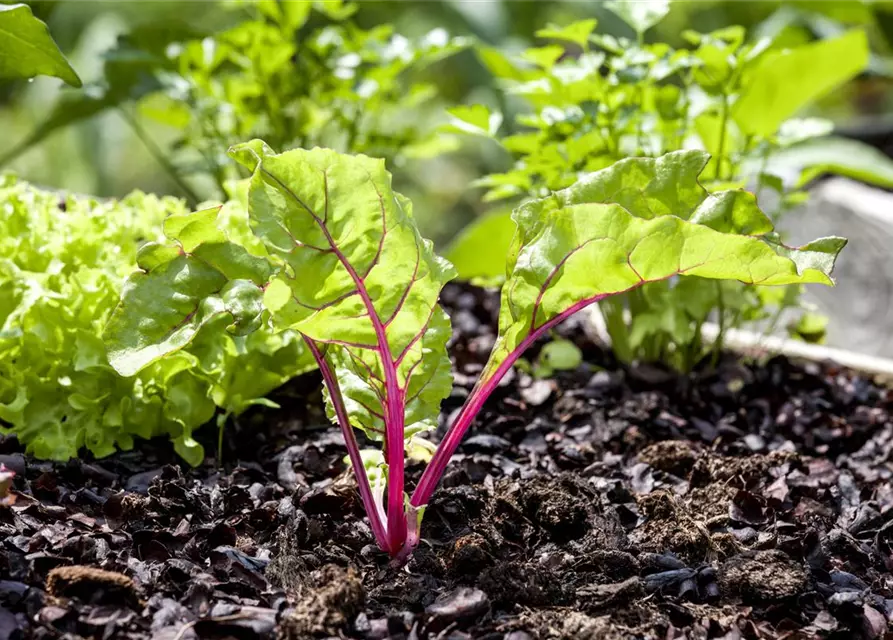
[105,143,845,560]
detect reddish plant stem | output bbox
[260,165,408,553]
[411,294,612,508]
[302,335,390,552]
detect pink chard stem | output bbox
[411,294,611,508]
[261,165,408,555]
[303,335,390,552]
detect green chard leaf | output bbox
[229,140,457,440]
[764,136,893,189]
[104,206,272,377]
[482,150,846,380]
[0,4,81,86]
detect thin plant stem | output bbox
[303,335,390,551]
[412,282,666,508]
[714,93,729,182]
[217,412,228,468]
[710,281,725,369]
[117,107,201,206]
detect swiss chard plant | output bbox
[105,141,845,559]
[446,5,886,370]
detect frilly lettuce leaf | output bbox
[1,176,311,465]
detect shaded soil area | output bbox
[3,284,893,639]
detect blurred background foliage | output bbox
[4,0,893,246]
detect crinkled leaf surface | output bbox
[0,177,215,463]
[483,150,846,379]
[0,4,81,86]
[105,207,271,377]
[230,141,456,439]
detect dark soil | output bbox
[3,283,893,639]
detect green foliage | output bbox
[105,142,844,556]
[606,0,671,37]
[105,206,272,377]
[0,176,311,464]
[3,1,466,199]
[519,338,583,378]
[483,151,845,380]
[232,140,458,441]
[765,136,893,188]
[443,209,514,282]
[733,30,869,137]
[0,3,81,86]
[449,11,879,369]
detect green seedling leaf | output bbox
[442,104,503,137]
[789,311,827,344]
[733,30,869,138]
[481,150,846,381]
[536,338,583,377]
[0,4,81,86]
[606,0,671,36]
[521,45,566,70]
[535,19,598,49]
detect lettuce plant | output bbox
[0,176,310,464]
[105,141,845,559]
[447,8,885,370]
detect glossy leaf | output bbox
[105,207,271,377]
[481,151,846,380]
[0,4,81,86]
[733,30,869,137]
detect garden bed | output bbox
[2,283,892,639]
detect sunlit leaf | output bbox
[444,209,515,281]
[765,136,893,189]
[733,30,869,137]
[605,0,671,36]
[105,207,271,377]
[534,19,598,49]
[442,104,503,137]
[0,3,81,86]
[229,140,457,441]
[482,151,845,380]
